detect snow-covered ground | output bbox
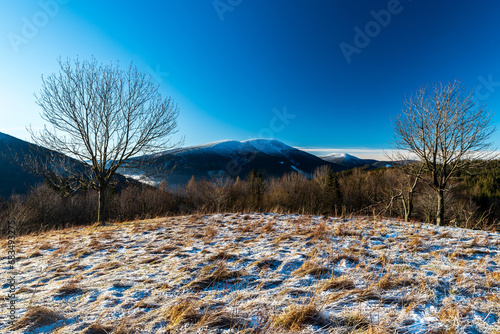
[1,214,500,333]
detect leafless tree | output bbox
[30,58,181,222]
[206,176,234,212]
[393,80,496,226]
[382,163,423,222]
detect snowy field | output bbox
[1,213,500,333]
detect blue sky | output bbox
[1,0,500,159]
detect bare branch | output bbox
[30,57,182,222]
[391,80,496,225]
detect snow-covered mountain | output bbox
[131,139,347,187]
[319,152,387,169]
[164,139,298,158]
[320,153,364,166]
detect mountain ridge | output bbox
[127,138,350,187]
[0,133,388,195]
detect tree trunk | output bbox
[406,191,414,222]
[403,202,409,222]
[97,186,106,223]
[401,196,409,222]
[436,188,444,226]
[406,203,413,223]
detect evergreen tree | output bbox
[324,168,342,215]
[248,169,264,210]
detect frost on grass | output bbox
[1,213,500,333]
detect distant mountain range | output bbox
[0,133,391,197]
[125,139,391,188]
[320,152,392,169]
[124,139,346,187]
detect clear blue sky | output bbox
[1,0,500,158]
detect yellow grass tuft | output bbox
[307,221,331,241]
[93,261,122,270]
[375,273,415,290]
[333,223,362,237]
[321,276,356,291]
[292,260,330,277]
[335,311,372,332]
[38,241,52,250]
[55,280,83,297]
[164,298,203,328]
[259,220,275,233]
[81,323,114,334]
[187,262,244,290]
[272,303,328,330]
[29,249,44,258]
[209,251,238,261]
[10,306,64,331]
[274,232,293,243]
[196,309,248,331]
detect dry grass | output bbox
[82,323,115,334]
[164,297,203,328]
[203,224,219,241]
[55,280,83,297]
[272,302,329,330]
[333,223,362,237]
[209,250,238,261]
[9,306,64,331]
[29,249,44,258]
[306,221,331,241]
[333,311,372,333]
[3,213,499,334]
[375,272,416,290]
[259,220,275,233]
[320,276,356,291]
[186,261,244,290]
[196,309,248,331]
[292,260,330,277]
[274,232,293,243]
[93,261,122,270]
[331,253,359,265]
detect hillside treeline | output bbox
[1,162,499,235]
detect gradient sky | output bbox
[1,0,500,159]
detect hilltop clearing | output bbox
[2,213,500,333]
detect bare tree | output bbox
[382,163,423,222]
[206,176,234,212]
[393,80,495,226]
[30,58,180,222]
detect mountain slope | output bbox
[0,133,47,198]
[132,139,347,187]
[0,132,134,198]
